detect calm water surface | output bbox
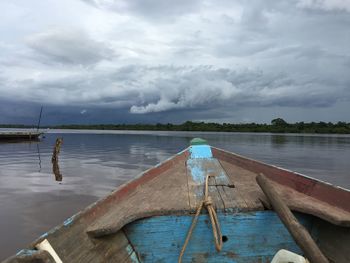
[0,130,349,259]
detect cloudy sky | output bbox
[0,0,349,125]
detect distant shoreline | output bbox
[1,119,349,134]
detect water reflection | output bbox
[36,143,42,172]
[52,160,62,182]
[271,135,287,148]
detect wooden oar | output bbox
[256,173,329,263]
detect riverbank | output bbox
[1,119,350,134]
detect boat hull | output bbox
[0,132,43,141]
[3,141,350,263]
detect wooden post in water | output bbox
[256,173,329,263]
[52,138,63,163]
[52,138,63,181]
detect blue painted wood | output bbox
[187,158,228,184]
[189,145,213,159]
[124,211,312,263]
[187,144,228,185]
[16,249,38,256]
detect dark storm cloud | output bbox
[0,99,207,125]
[1,65,347,115]
[26,28,115,65]
[297,0,350,12]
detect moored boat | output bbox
[3,138,350,263]
[0,131,43,141]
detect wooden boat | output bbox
[4,138,350,263]
[0,131,43,141]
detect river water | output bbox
[0,130,349,259]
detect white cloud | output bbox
[81,0,201,20]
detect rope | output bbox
[178,175,223,263]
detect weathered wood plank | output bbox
[257,174,329,263]
[216,185,242,212]
[87,158,190,237]
[212,147,350,212]
[186,156,228,211]
[3,250,55,263]
[219,160,264,211]
[9,224,134,262]
[220,157,350,226]
[312,218,350,263]
[187,145,263,213]
[266,178,350,226]
[83,150,189,223]
[186,145,225,211]
[44,223,133,262]
[208,176,225,211]
[124,211,313,263]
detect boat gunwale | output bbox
[211,146,350,213]
[211,146,350,193]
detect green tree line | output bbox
[1,118,349,134]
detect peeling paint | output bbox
[126,244,133,255]
[126,244,140,263]
[129,251,140,263]
[187,158,228,184]
[188,144,214,183]
[63,215,76,227]
[125,211,313,262]
[39,232,48,239]
[187,160,206,183]
[16,249,37,256]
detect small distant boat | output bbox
[0,106,45,142]
[0,131,43,141]
[4,138,350,263]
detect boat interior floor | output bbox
[87,150,350,238]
